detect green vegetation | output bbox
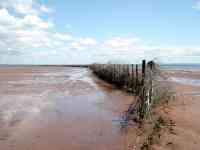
[141,117,168,150]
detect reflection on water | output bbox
[181,92,200,96]
[0,66,133,150]
[170,77,200,86]
[170,77,200,97]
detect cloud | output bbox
[0,0,200,64]
[78,38,97,46]
[0,0,53,15]
[14,3,37,14]
[193,1,200,11]
[70,38,97,50]
[93,36,200,63]
[102,36,141,51]
[0,7,60,55]
[0,8,16,27]
[40,5,53,13]
[21,15,54,29]
[0,2,98,64]
[0,8,54,47]
[54,33,72,41]
[0,0,37,15]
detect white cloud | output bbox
[193,1,200,11]
[0,0,38,15]
[0,0,200,64]
[78,38,97,46]
[0,8,53,32]
[14,3,37,14]
[0,8,17,27]
[0,8,56,52]
[20,15,54,29]
[0,0,53,15]
[93,36,200,63]
[40,5,53,13]
[0,4,98,64]
[102,36,141,50]
[54,33,72,41]
[69,38,97,50]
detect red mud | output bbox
[153,70,200,150]
[0,66,134,150]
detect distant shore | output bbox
[0,64,89,67]
[1,63,200,70]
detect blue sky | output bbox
[50,0,200,45]
[0,0,200,64]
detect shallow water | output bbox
[169,75,200,97]
[170,77,200,86]
[0,66,133,150]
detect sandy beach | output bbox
[150,69,200,150]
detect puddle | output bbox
[0,66,133,150]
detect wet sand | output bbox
[153,69,200,150]
[1,67,200,150]
[0,66,134,150]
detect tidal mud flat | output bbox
[1,66,200,150]
[0,66,134,150]
[150,69,200,150]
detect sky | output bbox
[0,0,200,64]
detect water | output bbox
[160,63,200,86]
[161,64,200,71]
[0,66,134,150]
[170,77,200,86]
[163,64,200,97]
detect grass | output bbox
[140,116,167,150]
[140,113,176,150]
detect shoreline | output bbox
[0,65,89,68]
[0,66,200,149]
[136,69,200,149]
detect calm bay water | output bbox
[161,64,200,70]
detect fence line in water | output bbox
[90,60,155,120]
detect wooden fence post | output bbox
[113,64,116,83]
[126,64,129,89]
[141,60,147,119]
[131,64,134,93]
[142,60,146,86]
[89,60,156,121]
[122,64,124,84]
[119,64,121,86]
[136,64,138,95]
[117,64,120,82]
[148,62,153,104]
